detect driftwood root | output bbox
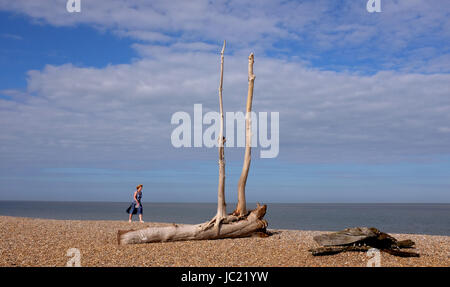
[309,227,420,257]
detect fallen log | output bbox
[118,204,268,245]
[309,227,420,257]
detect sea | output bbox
[0,201,448,236]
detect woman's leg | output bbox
[129,213,132,222]
[138,206,144,222]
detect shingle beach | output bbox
[0,216,448,267]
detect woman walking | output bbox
[127,184,144,223]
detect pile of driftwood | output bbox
[309,227,419,257]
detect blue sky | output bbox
[0,0,449,203]
[0,11,137,89]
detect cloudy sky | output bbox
[0,0,449,203]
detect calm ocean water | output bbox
[0,201,448,236]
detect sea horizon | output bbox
[1,201,448,236]
[1,199,449,204]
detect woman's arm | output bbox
[134,191,139,207]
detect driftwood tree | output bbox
[215,40,227,227]
[118,43,269,244]
[233,52,255,217]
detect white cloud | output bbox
[1,45,449,168]
[1,0,449,72]
[0,0,449,166]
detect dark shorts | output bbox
[127,202,143,215]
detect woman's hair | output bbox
[136,184,143,190]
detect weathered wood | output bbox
[215,40,227,225]
[397,239,415,248]
[234,53,255,217]
[309,245,370,256]
[383,248,420,257]
[310,227,419,257]
[118,204,268,244]
[313,227,377,246]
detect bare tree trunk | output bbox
[234,53,255,217]
[216,40,227,224]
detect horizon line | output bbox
[0,200,448,204]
